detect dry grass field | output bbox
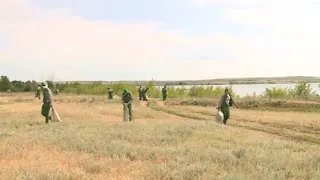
[0,93,319,180]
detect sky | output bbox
[0,0,320,81]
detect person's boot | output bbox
[223,119,227,125]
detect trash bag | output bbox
[216,110,224,123]
[51,106,62,122]
[123,104,129,122]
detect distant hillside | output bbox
[56,76,320,86]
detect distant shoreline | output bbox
[55,76,320,86]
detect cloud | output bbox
[192,0,320,75]
[0,0,248,81]
[1,0,320,81]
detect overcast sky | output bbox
[1,0,319,81]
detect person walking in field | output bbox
[138,86,143,101]
[107,87,114,100]
[217,87,239,125]
[35,84,41,99]
[41,81,53,124]
[162,85,168,101]
[122,88,133,121]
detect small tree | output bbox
[23,81,32,92]
[46,72,56,89]
[31,80,38,91]
[0,75,12,92]
[146,80,160,98]
[290,81,316,99]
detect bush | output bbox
[188,86,237,98]
[263,87,290,99]
[167,87,188,98]
[263,81,317,99]
[290,81,317,98]
[55,82,240,99]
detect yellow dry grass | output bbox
[0,92,319,180]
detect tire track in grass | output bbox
[233,121,320,145]
[147,101,209,121]
[172,105,320,136]
[148,101,320,145]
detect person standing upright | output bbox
[108,87,114,100]
[41,81,53,124]
[35,84,41,99]
[162,85,168,101]
[138,86,143,101]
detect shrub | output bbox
[263,87,290,99]
[290,81,317,99]
[263,81,317,99]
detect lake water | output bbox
[157,83,320,97]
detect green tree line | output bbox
[0,75,319,99]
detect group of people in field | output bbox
[106,86,168,122]
[36,82,237,125]
[106,85,168,102]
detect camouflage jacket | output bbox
[218,94,230,107]
[122,92,133,103]
[43,88,53,104]
[162,87,167,94]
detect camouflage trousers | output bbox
[41,103,51,123]
[123,103,133,121]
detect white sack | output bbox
[216,110,224,123]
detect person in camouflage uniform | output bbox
[217,87,239,125]
[41,81,53,123]
[142,87,149,101]
[138,86,143,101]
[121,88,133,121]
[35,84,41,99]
[162,85,168,101]
[108,87,114,100]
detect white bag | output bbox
[123,104,129,122]
[51,106,62,122]
[216,110,224,123]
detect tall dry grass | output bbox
[0,93,319,179]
